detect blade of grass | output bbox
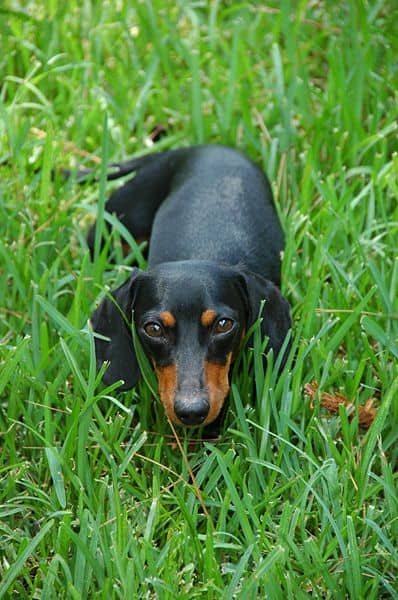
[0,519,54,598]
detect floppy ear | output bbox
[239,271,292,368]
[90,270,141,390]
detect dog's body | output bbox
[89,145,291,432]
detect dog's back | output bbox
[148,146,284,286]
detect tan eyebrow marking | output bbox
[201,309,217,328]
[159,311,176,328]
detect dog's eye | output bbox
[143,322,163,338]
[213,318,234,335]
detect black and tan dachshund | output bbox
[88,145,291,432]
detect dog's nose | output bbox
[174,398,209,426]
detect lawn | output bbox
[0,1,397,598]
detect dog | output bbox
[87,145,291,433]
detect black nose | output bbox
[174,398,210,426]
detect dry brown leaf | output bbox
[304,381,377,429]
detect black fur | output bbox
[88,145,291,431]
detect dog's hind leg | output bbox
[86,149,188,256]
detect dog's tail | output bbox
[57,152,162,183]
[82,147,190,258]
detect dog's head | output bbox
[91,261,291,427]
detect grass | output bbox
[0,1,397,597]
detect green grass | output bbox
[1,1,397,598]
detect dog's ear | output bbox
[90,270,142,390]
[238,271,292,368]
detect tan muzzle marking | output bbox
[203,352,232,425]
[155,352,233,427]
[155,364,179,424]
